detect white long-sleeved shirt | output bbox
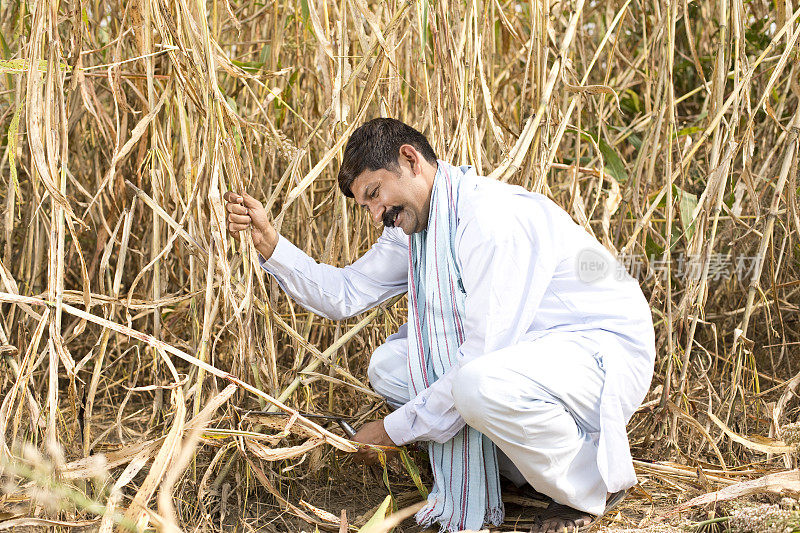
[260,171,655,454]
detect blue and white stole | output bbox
[407,161,504,532]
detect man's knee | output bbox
[367,343,394,393]
[367,340,408,406]
[453,356,557,431]
[452,359,503,429]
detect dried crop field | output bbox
[0,0,799,531]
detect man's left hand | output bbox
[350,420,398,465]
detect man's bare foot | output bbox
[529,502,594,533]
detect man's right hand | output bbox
[223,191,279,260]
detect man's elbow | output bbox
[315,304,357,321]
[429,434,453,444]
[427,421,466,444]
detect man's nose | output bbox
[369,204,384,225]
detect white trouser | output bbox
[368,328,609,515]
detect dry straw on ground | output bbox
[0,0,799,531]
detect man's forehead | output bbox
[351,169,384,198]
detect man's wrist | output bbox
[256,233,279,260]
[383,409,413,446]
[381,419,398,446]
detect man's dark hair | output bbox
[337,118,438,198]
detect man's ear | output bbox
[399,144,420,175]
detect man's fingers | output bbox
[351,443,392,466]
[226,202,248,215]
[353,449,377,465]
[226,224,240,240]
[223,191,244,203]
[228,222,250,233]
[240,192,262,210]
[227,213,251,225]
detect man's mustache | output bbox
[383,206,402,228]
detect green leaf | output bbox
[0,31,10,59]
[610,126,643,152]
[627,133,642,151]
[420,0,430,53]
[230,58,265,73]
[399,450,428,499]
[579,131,629,182]
[357,495,393,533]
[676,125,702,137]
[0,58,71,74]
[598,138,628,182]
[645,234,664,258]
[377,450,393,498]
[620,88,641,114]
[300,0,310,29]
[674,185,698,241]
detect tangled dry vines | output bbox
[0,0,799,530]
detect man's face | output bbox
[350,154,432,235]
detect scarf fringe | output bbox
[414,505,442,532]
[414,503,505,532]
[485,505,505,527]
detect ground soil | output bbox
[220,455,799,533]
[2,429,796,532]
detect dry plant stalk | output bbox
[0,0,798,530]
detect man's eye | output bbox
[371,187,378,198]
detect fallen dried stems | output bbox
[0,0,799,530]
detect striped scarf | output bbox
[407,161,504,532]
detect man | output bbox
[224,118,655,533]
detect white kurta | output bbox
[260,169,655,506]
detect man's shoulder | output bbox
[456,173,557,226]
